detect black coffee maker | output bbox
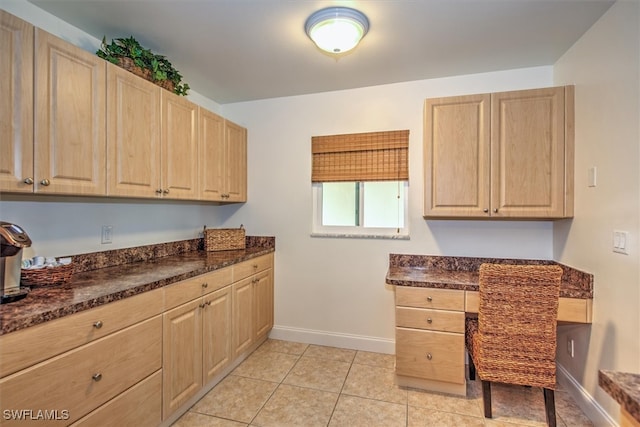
[0,222,32,303]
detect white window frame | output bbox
[311,181,410,239]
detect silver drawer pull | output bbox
[92,373,102,382]
[426,296,433,302]
[23,177,34,185]
[426,353,433,360]
[426,318,432,324]
[40,179,50,186]
[93,321,103,329]
[202,282,208,289]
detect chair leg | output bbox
[481,380,492,418]
[543,388,556,427]
[468,355,476,381]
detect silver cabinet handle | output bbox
[155,189,163,194]
[92,373,102,381]
[426,353,433,360]
[202,282,208,289]
[23,177,34,185]
[163,189,170,194]
[199,303,206,309]
[93,321,103,329]
[483,208,489,213]
[426,296,433,302]
[205,300,212,306]
[40,179,50,186]
[426,318,432,324]
[493,208,498,213]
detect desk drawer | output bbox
[396,307,464,333]
[395,327,465,384]
[395,286,464,311]
[0,316,162,426]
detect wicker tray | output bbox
[21,263,74,287]
[204,226,245,252]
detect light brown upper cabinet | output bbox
[1,11,106,196]
[107,64,198,200]
[161,92,199,199]
[199,110,247,202]
[424,86,574,219]
[0,11,33,193]
[34,29,107,195]
[107,63,162,198]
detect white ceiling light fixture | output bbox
[305,7,370,54]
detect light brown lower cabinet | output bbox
[0,316,162,426]
[0,253,274,426]
[394,286,467,396]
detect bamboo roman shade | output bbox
[311,130,409,182]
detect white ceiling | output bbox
[29,0,614,104]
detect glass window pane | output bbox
[322,182,358,226]
[363,181,404,228]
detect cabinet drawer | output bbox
[395,286,464,311]
[396,307,464,333]
[71,370,162,427]
[395,327,465,384]
[233,253,273,282]
[0,287,163,378]
[0,315,162,426]
[165,266,233,310]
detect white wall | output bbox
[553,1,640,424]
[220,68,555,352]
[0,0,228,258]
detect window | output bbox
[311,130,409,238]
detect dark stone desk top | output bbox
[599,370,640,423]
[385,254,593,300]
[0,236,274,335]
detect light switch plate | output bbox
[101,225,113,244]
[613,230,629,255]
[588,167,597,187]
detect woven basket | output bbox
[21,263,74,287]
[117,57,175,93]
[204,226,245,252]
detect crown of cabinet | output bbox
[424,86,574,219]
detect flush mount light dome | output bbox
[305,7,369,54]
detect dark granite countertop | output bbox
[0,237,275,335]
[599,370,640,423]
[386,254,593,300]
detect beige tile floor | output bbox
[172,339,594,427]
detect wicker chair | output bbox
[465,263,563,427]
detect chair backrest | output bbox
[477,263,563,388]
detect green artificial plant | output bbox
[97,36,190,96]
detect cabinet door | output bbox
[424,94,490,217]
[199,108,226,201]
[254,269,274,339]
[163,299,202,420]
[106,63,161,198]
[232,277,254,357]
[34,29,106,195]
[491,87,566,218]
[224,120,247,202]
[161,92,198,199]
[0,11,33,193]
[202,286,232,384]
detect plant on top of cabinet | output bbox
[97,36,190,96]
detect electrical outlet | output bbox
[101,225,113,244]
[567,337,575,358]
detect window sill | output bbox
[310,232,410,240]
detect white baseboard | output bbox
[269,325,395,354]
[557,363,617,427]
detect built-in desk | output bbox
[386,254,593,396]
